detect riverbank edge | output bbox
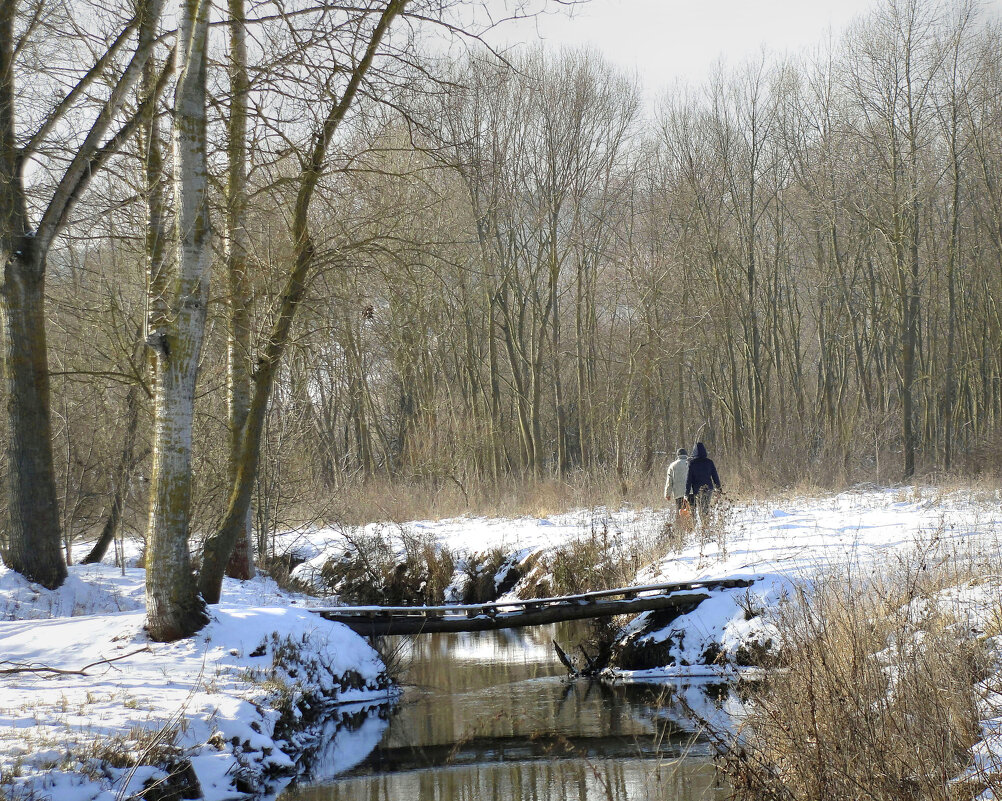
[0,565,397,801]
[282,487,1002,796]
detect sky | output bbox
[485,0,1001,98]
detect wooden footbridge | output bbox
[314,578,754,636]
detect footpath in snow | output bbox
[615,486,1002,681]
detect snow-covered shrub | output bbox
[241,631,390,739]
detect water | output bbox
[281,624,731,801]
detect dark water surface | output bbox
[281,624,730,801]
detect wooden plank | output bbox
[309,578,753,617]
[316,591,710,636]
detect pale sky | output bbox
[485,0,1002,97]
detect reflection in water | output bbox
[288,757,722,801]
[282,624,731,801]
[297,702,393,778]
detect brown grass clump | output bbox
[327,467,670,525]
[543,511,682,596]
[713,550,988,801]
[318,526,456,606]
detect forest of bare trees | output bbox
[2,0,1001,638]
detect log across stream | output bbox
[313,579,754,636]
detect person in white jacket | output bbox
[664,448,689,510]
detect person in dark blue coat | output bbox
[685,442,721,519]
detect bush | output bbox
[544,511,680,596]
[318,526,456,606]
[709,553,987,801]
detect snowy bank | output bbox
[592,486,1002,677]
[280,486,1002,677]
[14,486,998,798]
[0,564,393,800]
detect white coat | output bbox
[664,457,689,500]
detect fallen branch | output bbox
[0,646,151,677]
[553,639,578,675]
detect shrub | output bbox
[318,526,456,606]
[544,510,680,596]
[709,555,987,801]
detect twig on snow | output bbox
[0,646,152,677]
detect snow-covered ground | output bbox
[4,485,1002,800]
[287,485,1002,678]
[615,486,1002,680]
[0,566,393,801]
[283,484,1002,793]
[287,486,1002,592]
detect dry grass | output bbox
[710,543,992,801]
[459,547,514,603]
[326,467,669,525]
[0,719,190,801]
[267,457,1002,538]
[542,510,681,596]
[316,526,456,605]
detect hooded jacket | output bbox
[685,442,721,495]
[664,449,689,500]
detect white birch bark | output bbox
[144,0,211,641]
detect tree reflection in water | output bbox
[282,625,731,801]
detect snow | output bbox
[286,509,643,592]
[286,485,1002,679]
[277,484,1002,794]
[0,565,393,801]
[5,485,1002,798]
[615,487,1002,677]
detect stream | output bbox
[281,624,732,801]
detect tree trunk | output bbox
[144,0,210,642]
[223,0,254,580]
[145,354,208,640]
[198,0,408,605]
[0,257,66,589]
[0,8,65,589]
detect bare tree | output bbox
[0,0,164,588]
[222,0,255,580]
[198,0,409,604]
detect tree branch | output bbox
[56,46,177,230]
[0,647,152,677]
[21,14,140,158]
[34,0,166,260]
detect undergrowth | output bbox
[543,509,694,596]
[316,525,456,605]
[703,537,993,801]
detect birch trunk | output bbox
[144,0,210,641]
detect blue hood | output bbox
[691,442,708,460]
